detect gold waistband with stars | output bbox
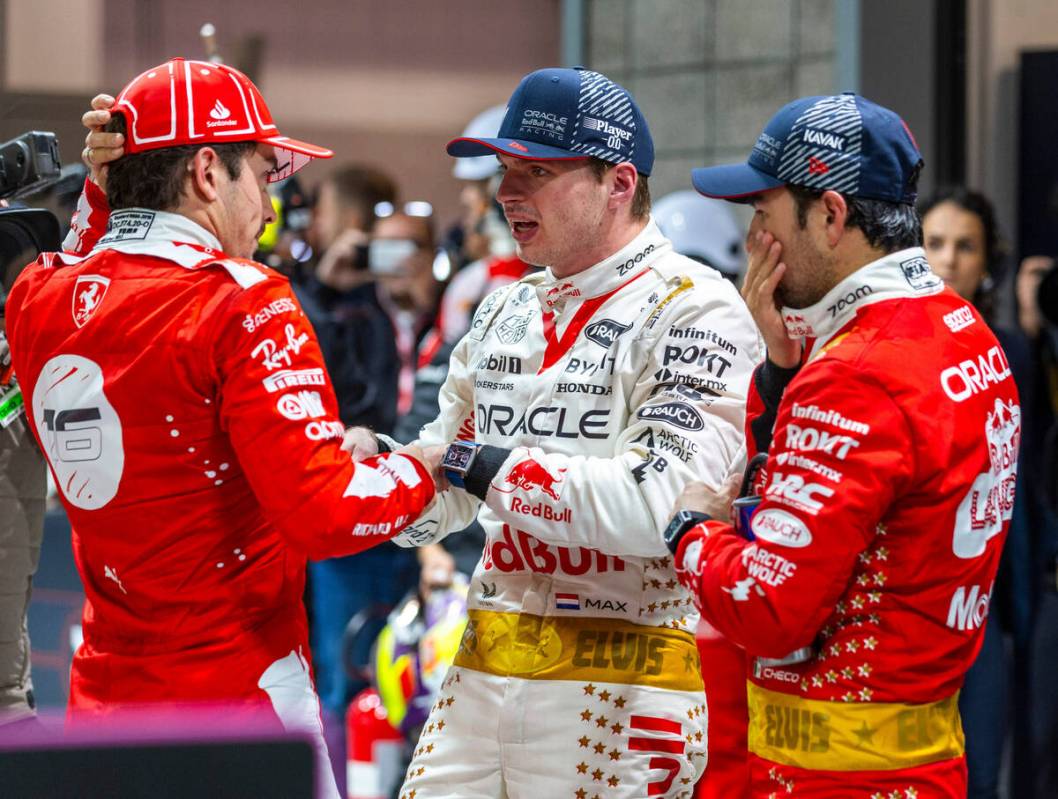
[454,609,702,691]
[747,683,965,772]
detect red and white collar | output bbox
[781,247,944,354]
[537,218,670,310]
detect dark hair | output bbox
[103,115,255,211]
[917,187,1005,276]
[788,185,922,253]
[587,158,651,220]
[917,186,1006,321]
[324,165,397,232]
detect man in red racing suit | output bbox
[671,94,1019,797]
[5,59,435,799]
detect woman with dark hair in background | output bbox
[920,187,1053,799]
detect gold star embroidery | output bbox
[608,749,621,761]
[651,579,662,589]
[857,574,870,586]
[607,775,620,787]
[846,640,860,653]
[876,547,889,561]
[904,788,918,799]
[583,683,596,696]
[859,687,873,701]
[660,600,670,610]
[598,690,611,702]
[427,723,435,733]
[858,663,872,678]
[437,720,446,731]
[851,596,865,610]
[593,742,606,754]
[445,697,454,706]
[868,592,882,604]
[576,762,588,774]
[873,572,887,586]
[595,716,609,728]
[842,692,855,703]
[825,670,838,683]
[811,676,824,688]
[864,636,878,650]
[610,722,624,735]
[841,667,854,679]
[591,768,604,781]
[647,602,658,612]
[614,696,626,708]
[416,767,424,777]
[581,710,593,721]
[578,735,590,748]
[685,734,694,744]
[425,743,434,753]
[694,730,703,742]
[574,789,587,799]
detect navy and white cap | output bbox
[691,93,923,204]
[447,67,654,176]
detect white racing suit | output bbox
[395,221,761,798]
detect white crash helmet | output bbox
[654,190,744,278]
[452,105,507,181]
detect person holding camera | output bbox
[671,94,1019,797]
[6,59,437,799]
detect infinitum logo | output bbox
[207,99,238,128]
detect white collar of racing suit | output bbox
[781,246,945,357]
[68,207,268,289]
[536,218,672,312]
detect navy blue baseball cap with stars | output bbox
[691,93,923,204]
[447,67,655,176]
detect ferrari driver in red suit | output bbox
[5,59,435,799]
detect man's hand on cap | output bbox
[742,230,802,369]
[81,94,124,191]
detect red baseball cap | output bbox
[113,57,332,182]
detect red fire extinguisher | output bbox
[346,688,405,799]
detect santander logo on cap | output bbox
[112,57,333,181]
[209,99,231,120]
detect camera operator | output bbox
[0,129,62,730]
[0,203,61,729]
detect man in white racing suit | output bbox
[388,67,761,799]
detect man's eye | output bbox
[531,166,548,177]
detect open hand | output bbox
[741,230,801,368]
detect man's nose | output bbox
[495,171,524,204]
[262,193,278,227]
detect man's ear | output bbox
[819,190,849,248]
[608,162,638,211]
[187,147,223,203]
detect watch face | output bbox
[442,444,475,471]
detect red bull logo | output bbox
[500,457,567,501]
[545,281,580,308]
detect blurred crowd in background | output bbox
[3,92,1056,797]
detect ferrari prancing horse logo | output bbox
[72,275,110,328]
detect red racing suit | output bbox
[6,187,434,727]
[676,248,1019,797]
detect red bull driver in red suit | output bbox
[670,94,1019,797]
[5,59,435,799]
[381,67,762,798]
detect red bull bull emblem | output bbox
[497,456,567,501]
[544,281,581,308]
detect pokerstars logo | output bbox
[206,99,239,128]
